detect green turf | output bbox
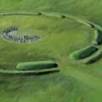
[0,0,102,102]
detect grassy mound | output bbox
[16,61,58,71]
[95,30,102,45]
[71,45,98,60]
[86,50,102,64]
[78,50,102,64]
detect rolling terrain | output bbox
[0,0,102,102]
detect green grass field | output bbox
[0,0,102,102]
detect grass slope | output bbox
[0,0,102,102]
